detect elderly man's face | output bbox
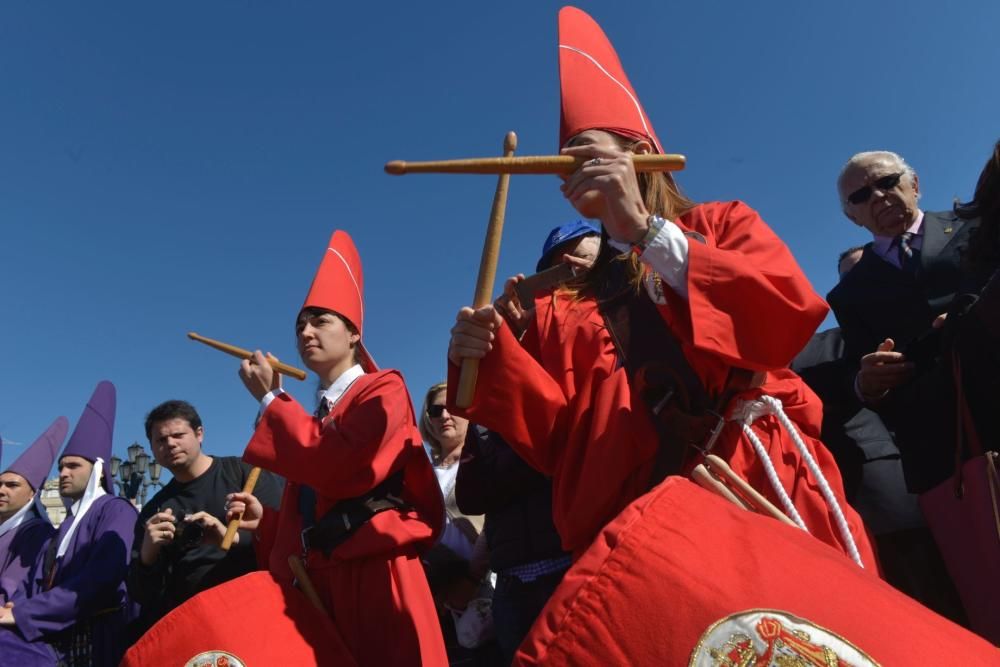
[840,157,920,237]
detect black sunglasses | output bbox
[847,172,904,205]
[427,404,448,418]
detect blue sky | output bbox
[1,1,998,483]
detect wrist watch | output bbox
[631,215,666,256]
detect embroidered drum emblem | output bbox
[689,609,879,666]
[184,651,246,667]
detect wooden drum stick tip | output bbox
[384,160,406,175]
[504,131,517,152]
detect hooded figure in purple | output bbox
[0,381,138,666]
[0,419,65,605]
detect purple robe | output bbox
[0,494,137,666]
[0,511,54,605]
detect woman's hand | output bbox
[560,142,649,245]
[225,492,264,532]
[239,351,282,402]
[448,306,504,366]
[494,274,532,338]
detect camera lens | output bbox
[181,521,204,549]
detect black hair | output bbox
[956,140,1000,283]
[145,400,203,440]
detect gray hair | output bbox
[837,150,919,213]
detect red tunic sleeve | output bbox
[666,201,828,370]
[245,371,418,500]
[448,320,571,476]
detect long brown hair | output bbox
[561,132,696,299]
[956,140,1000,281]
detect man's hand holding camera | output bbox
[181,511,229,547]
[141,505,236,565]
[141,508,179,565]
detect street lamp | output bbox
[110,441,164,506]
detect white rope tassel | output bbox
[756,395,865,568]
[731,398,807,530]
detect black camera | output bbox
[167,510,205,551]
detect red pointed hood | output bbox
[558,6,663,153]
[301,230,377,372]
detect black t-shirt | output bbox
[127,456,283,635]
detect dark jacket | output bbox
[455,426,567,572]
[828,210,976,365]
[826,211,979,491]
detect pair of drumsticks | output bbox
[692,454,796,526]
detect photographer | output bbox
[126,400,282,639]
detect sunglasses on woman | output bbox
[427,404,448,418]
[847,172,904,205]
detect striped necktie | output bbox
[896,232,920,274]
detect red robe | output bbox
[244,369,447,667]
[449,201,876,568]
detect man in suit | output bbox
[796,247,963,621]
[828,150,976,403]
[828,152,978,491]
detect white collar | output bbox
[316,364,365,412]
[0,494,38,538]
[57,458,108,558]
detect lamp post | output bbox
[110,441,163,506]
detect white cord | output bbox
[739,419,808,531]
[730,396,865,568]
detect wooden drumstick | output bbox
[692,464,751,511]
[704,454,796,527]
[288,555,328,615]
[187,332,307,381]
[455,131,517,408]
[385,153,685,175]
[220,466,261,551]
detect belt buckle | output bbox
[700,409,726,454]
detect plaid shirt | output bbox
[499,555,573,583]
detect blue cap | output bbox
[536,219,601,272]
